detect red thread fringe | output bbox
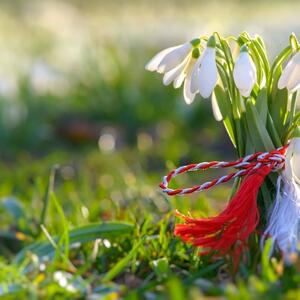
[174,165,272,267]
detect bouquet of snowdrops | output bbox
[146,32,300,266]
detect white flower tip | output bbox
[157,65,167,74]
[190,85,198,94]
[184,98,193,105]
[211,93,223,121]
[277,76,287,90]
[162,75,171,86]
[145,62,155,72]
[240,89,251,97]
[200,91,213,99]
[184,80,196,104]
[145,46,179,73]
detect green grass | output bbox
[0,149,299,299]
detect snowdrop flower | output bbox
[162,49,200,104]
[145,39,200,74]
[190,36,218,99]
[233,45,257,97]
[145,39,201,104]
[278,52,300,92]
[182,54,198,104]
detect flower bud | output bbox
[233,46,257,97]
[278,52,300,92]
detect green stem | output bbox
[215,33,245,155]
[266,113,282,147]
[39,165,59,233]
[267,46,292,94]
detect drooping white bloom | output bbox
[278,52,300,92]
[162,53,199,104]
[145,41,194,74]
[182,57,198,104]
[145,36,219,104]
[233,46,257,97]
[162,55,190,87]
[145,39,201,104]
[190,37,218,99]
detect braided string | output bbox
[160,145,288,196]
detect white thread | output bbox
[261,139,300,261]
[261,175,300,261]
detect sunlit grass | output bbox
[0,148,299,298]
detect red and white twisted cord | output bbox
[159,144,288,196]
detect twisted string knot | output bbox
[256,150,286,170]
[160,144,289,196]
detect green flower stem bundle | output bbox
[146,32,300,265]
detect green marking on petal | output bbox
[192,48,200,59]
[240,45,249,52]
[190,38,200,47]
[207,35,216,48]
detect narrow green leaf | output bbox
[40,166,58,226]
[0,197,25,220]
[214,85,236,147]
[14,222,134,264]
[266,113,282,147]
[255,88,268,125]
[270,88,289,137]
[50,192,69,259]
[253,37,270,76]
[261,239,277,282]
[246,100,274,151]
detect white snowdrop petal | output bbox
[233,65,252,90]
[290,138,300,183]
[198,49,218,98]
[233,52,256,96]
[278,60,296,89]
[163,60,186,86]
[145,46,178,72]
[286,64,300,92]
[190,58,201,94]
[239,88,252,97]
[158,43,191,74]
[183,76,195,104]
[285,138,300,182]
[292,51,300,64]
[211,92,223,121]
[173,72,186,89]
[278,52,300,92]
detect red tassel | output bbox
[174,165,272,266]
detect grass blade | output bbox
[14,222,134,264]
[101,237,144,283]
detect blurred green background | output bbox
[1,0,300,158]
[0,1,300,299]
